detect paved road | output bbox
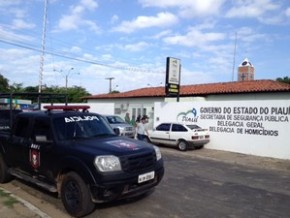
[3,148,290,218]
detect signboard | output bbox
[154,100,290,160]
[165,57,181,96]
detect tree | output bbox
[276,76,290,84]
[0,73,91,103]
[0,74,10,92]
[10,83,24,92]
[23,85,91,103]
[66,86,90,102]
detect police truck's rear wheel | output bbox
[61,172,95,217]
[0,154,13,183]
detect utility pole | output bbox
[232,32,237,82]
[106,77,114,93]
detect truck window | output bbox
[33,118,52,142]
[14,117,30,137]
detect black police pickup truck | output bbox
[0,105,164,217]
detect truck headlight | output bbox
[153,146,162,161]
[94,155,122,172]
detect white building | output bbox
[83,80,290,128]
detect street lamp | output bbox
[65,67,74,90]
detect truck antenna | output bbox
[38,0,48,93]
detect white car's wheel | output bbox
[177,140,188,151]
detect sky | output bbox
[0,0,290,94]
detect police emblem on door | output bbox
[30,149,40,169]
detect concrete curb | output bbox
[0,187,51,218]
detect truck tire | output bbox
[0,154,13,183]
[60,172,95,217]
[177,140,188,151]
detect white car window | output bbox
[156,123,171,131]
[172,124,187,132]
[186,124,201,130]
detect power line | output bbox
[0,38,163,74]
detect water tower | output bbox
[238,58,255,81]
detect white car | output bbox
[148,123,210,151]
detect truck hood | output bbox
[71,136,153,156]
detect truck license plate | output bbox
[138,171,155,183]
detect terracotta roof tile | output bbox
[84,80,290,99]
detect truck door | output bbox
[6,116,32,171]
[30,117,55,182]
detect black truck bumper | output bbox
[90,166,164,203]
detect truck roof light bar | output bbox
[43,105,90,112]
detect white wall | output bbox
[87,97,165,128]
[154,101,290,160]
[88,103,114,115]
[41,102,115,115]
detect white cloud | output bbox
[111,15,119,24]
[139,0,184,8]
[70,46,82,53]
[12,19,35,29]
[139,0,226,17]
[179,0,226,18]
[0,48,32,61]
[123,42,150,52]
[56,0,99,32]
[101,54,113,61]
[83,20,101,32]
[236,27,267,43]
[163,28,225,47]
[0,0,22,7]
[80,0,98,10]
[0,26,34,42]
[9,8,27,18]
[226,0,280,18]
[151,30,172,39]
[112,12,178,33]
[286,7,290,17]
[0,47,41,86]
[58,14,80,30]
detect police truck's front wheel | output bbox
[61,172,95,217]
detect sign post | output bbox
[165,57,181,101]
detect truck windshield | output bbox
[53,114,116,140]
